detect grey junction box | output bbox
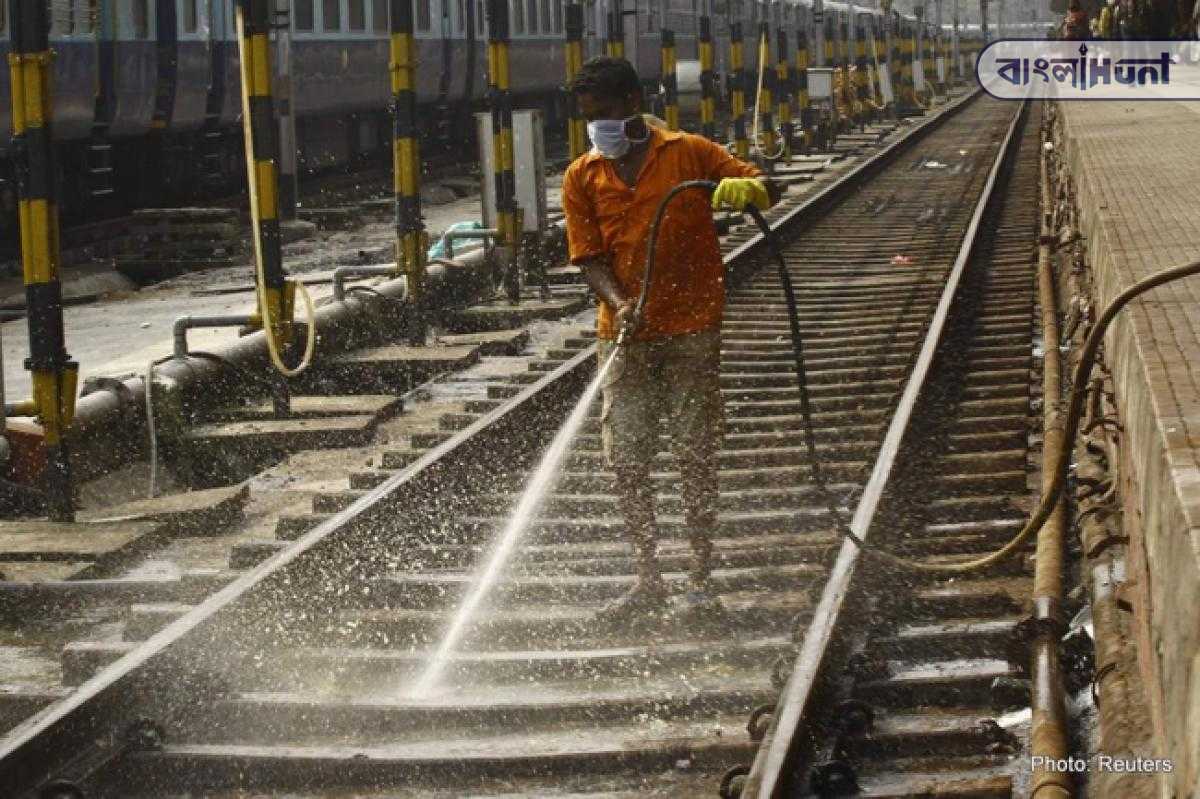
[475,109,548,236]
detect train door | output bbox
[172,0,213,131]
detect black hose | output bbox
[641,181,862,548]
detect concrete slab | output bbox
[446,295,590,333]
[0,562,93,582]
[184,415,379,452]
[215,394,404,422]
[0,520,160,562]
[77,483,250,533]
[436,329,530,355]
[302,343,482,395]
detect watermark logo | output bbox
[976,39,1200,100]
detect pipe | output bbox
[9,0,77,520]
[173,315,256,359]
[1030,119,1073,799]
[564,1,587,159]
[441,227,500,260]
[390,0,428,344]
[57,249,495,482]
[332,265,407,302]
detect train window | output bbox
[295,0,315,29]
[322,0,341,29]
[511,0,524,35]
[525,0,535,33]
[131,0,148,36]
[371,0,387,30]
[417,0,430,31]
[183,0,198,33]
[349,0,365,29]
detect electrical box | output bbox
[807,67,835,101]
[476,109,547,236]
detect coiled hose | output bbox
[640,180,1200,574]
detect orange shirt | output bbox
[562,127,762,340]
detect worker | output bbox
[562,57,781,625]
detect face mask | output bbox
[587,114,648,159]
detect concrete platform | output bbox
[1053,87,1200,798]
[303,343,482,394]
[214,394,404,422]
[446,294,590,333]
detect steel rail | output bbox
[742,96,1031,798]
[0,88,981,797]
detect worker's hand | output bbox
[613,299,641,338]
[711,178,770,212]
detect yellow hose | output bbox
[866,257,1200,574]
[234,4,317,378]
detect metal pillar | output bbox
[390,0,427,341]
[952,0,960,81]
[730,16,748,158]
[757,21,776,160]
[661,28,679,130]
[236,0,298,398]
[8,0,78,520]
[776,22,793,159]
[854,19,869,119]
[274,0,298,220]
[698,4,716,139]
[813,0,826,67]
[486,0,523,303]
[564,2,587,159]
[606,0,624,57]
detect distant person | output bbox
[1062,0,1090,39]
[561,57,780,625]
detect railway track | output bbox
[0,93,1054,798]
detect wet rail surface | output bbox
[0,95,1046,798]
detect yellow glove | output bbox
[711,177,770,212]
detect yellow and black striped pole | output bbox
[236,0,298,385]
[775,24,792,159]
[564,1,587,159]
[606,0,624,58]
[9,0,78,520]
[698,10,716,139]
[756,22,775,161]
[661,28,679,130]
[730,20,748,158]
[486,0,522,303]
[854,19,869,122]
[795,11,808,148]
[390,0,427,342]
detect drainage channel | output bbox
[0,92,1043,799]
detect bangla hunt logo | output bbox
[975,39,1200,99]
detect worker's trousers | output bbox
[595,327,724,582]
